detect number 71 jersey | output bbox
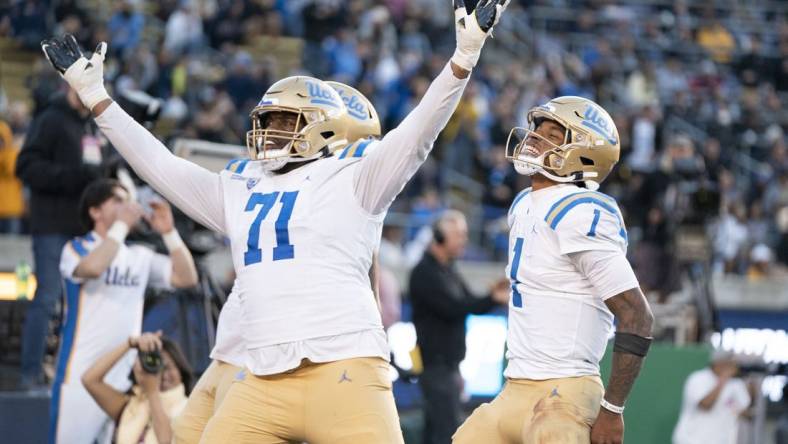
[219,157,384,350]
[504,184,629,380]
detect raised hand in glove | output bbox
[41,34,110,111]
[452,0,510,71]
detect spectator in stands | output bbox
[408,188,443,241]
[441,81,482,177]
[633,206,675,303]
[747,244,773,280]
[15,87,102,389]
[115,45,159,93]
[763,171,788,217]
[193,86,237,143]
[626,60,659,107]
[208,1,246,47]
[775,207,788,266]
[323,28,362,83]
[627,104,661,173]
[54,0,89,26]
[5,101,31,141]
[107,0,145,58]
[301,0,345,76]
[82,332,192,444]
[672,350,751,444]
[480,148,518,221]
[409,210,508,444]
[8,0,48,49]
[714,202,749,274]
[163,0,204,55]
[776,39,788,92]
[0,10,10,37]
[223,51,261,110]
[0,120,24,234]
[696,12,736,64]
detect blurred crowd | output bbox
[1,0,788,293]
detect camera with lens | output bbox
[139,350,164,374]
[738,361,786,377]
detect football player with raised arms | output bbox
[453,97,654,444]
[40,0,509,442]
[171,84,384,444]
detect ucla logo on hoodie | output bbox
[581,105,618,145]
[306,82,340,108]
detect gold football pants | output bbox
[453,375,604,444]
[199,357,404,444]
[173,359,242,444]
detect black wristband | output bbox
[613,332,652,357]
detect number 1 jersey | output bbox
[504,184,637,380]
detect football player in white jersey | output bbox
[172,85,384,444]
[453,96,654,444]
[51,178,197,444]
[41,1,509,442]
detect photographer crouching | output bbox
[82,332,193,444]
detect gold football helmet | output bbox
[246,76,349,170]
[505,96,620,188]
[325,81,381,140]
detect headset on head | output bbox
[432,220,445,245]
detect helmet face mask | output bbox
[505,96,620,188]
[247,106,328,161]
[246,77,349,169]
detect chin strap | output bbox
[514,156,601,189]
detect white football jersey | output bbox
[209,281,245,368]
[221,153,384,349]
[504,184,633,380]
[210,140,383,370]
[57,232,172,387]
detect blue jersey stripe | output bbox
[235,159,249,173]
[49,279,81,444]
[353,140,373,157]
[224,159,239,171]
[508,188,532,216]
[545,191,616,218]
[338,145,351,159]
[70,239,88,257]
[586,209,601,237]
[510,237,524,308]
[549,196,620,230]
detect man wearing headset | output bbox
[408,209,509,444]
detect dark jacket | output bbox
[409,251,496,368]
[15,95,100,235]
